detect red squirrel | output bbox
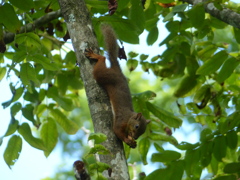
[85,25,150,148]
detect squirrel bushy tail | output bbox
[101,24,120,68]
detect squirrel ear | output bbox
[134,113,142,120]
[146,120,151,124]
[136,113,142,119]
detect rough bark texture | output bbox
[181,0,240,29]
[57,0,130,179]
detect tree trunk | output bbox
[57,0,130,179]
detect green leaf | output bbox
[4,135,22,169]
[176,142,199,150]
[213,135,226,161]
[146,102,182,128]
[47,86,74,111]
[185,147,201,177]
[30,54,58,71]
[138,137,150,165]
[234,27,240,44]
[49,108,79,134]
[210,16,227,29]
[154,143,164,152]
[2,86,24,108]
[196,50,228,75]
[145,160,184,180]
[172,4,188,13]
[163,12,175,22]
[23,89,39,103]
[89,162,110,174]
[147,26,158,45]
[149,132,178,145]
[194,85,211,103]
[140,54,149,61]
[88,133,107,144]
[130,0,145,33]
[223,162,240,173]
[211,155,219,175]
[10,102,22,117]
[0,67,6,80]
[174,74,199,97]
[217,57,240,83]
[97,16,139,44]
[151,150,181,162]
[40,118,58,157]
[226,130,238,149]
[88,144,109,155]
[9,0,34,11]
[186,56,199,75]
[13,50,27,63]
[126,59,138,72]
[18,123,46,150]
[20,62,40,91]
[187,4,205,29]
[0,3,21,32]
[57,73,69,95]
[16,33,42,50]
[24,111,38,126]
[197,45,217,60]
[213,175,237,180]
[12,86,24,102]
[200,141,213,167]
[132,91,156,119]
[4,120,19,137]
[145,168,168,180]
[200,128,212,142]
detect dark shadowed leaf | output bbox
[226,130,238,149]
[187,4,205,29]
[174,75,199,97]
[213,135,226,161]
[9,0,34,11]
[223,162,240,173]
[0,3,21,32]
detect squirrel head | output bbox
[127,113,150,140]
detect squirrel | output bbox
[85,24,150,148]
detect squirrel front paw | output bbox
[84,48,94,58]
[125,136,137,148]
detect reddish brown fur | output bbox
[85,25,150,148]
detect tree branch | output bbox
[181,0,240,29]
[4,10,62,44]
[57,0,130,179]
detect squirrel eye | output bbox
[135,125,139,129]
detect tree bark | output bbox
[181,0,240,29]
[57,0,130,179]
